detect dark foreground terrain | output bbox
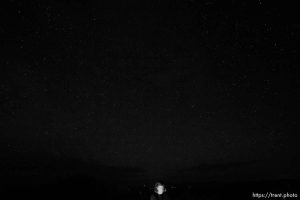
[1,153,299,199]
[2,176,299,200]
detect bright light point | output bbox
[154,183,166,195]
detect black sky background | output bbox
[1,0,300,187]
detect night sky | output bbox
[1,0,300,188]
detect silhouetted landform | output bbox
[1,152,299,199]
[0,151,147,188]
[181,160,260,172]
[2,177,300,200]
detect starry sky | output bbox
[1,0,300,185]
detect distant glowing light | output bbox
[154,182,166,195]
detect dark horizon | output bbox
[1,0,300,198]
